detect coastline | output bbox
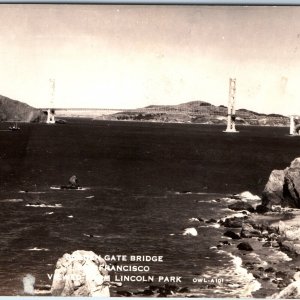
[189,191,300,298]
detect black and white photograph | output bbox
[2,3,300,297]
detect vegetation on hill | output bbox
[107,101,289,126]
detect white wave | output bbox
[83,233,101,238]
[1,198,23,203]
[25,247,49,251]
[26,203,62,208]
[50,186,88,191]
[220,197,239,203]
[45,212,54,215]
[19,191,45,194]
[207,223,221,228]
[203,249,261,297]
[238,191,261,201]
[182,227,198,236]
[68,215,74,218]
[189,217,200,222]
[85,195,95,199]
[220,211,250,223]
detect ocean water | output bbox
[1,120,300,296]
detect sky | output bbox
[1,5,300,114]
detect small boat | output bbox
[9,122,20,131]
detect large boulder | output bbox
[271,272,300,298]
[240,223,262,238]
[228,202,255,213]
[262,158,300,208]
[51,250,110,296]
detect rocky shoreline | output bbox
[182,157,300,298]
[194,192,300,298]
[35,158,300,298]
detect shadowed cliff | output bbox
[0,95,46,122]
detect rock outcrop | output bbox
[271,272,300,298]
[51,250,110,297]
[262,158,300,208]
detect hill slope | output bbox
[107,101,289,126]
[0,95,46,122]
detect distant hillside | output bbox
[0,95,46,122]
[105,101,289,126]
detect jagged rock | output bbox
[280,240,300,255]
[256,204,269,214]
[178,287,190,293]
[228,202,255,213]
[205,218,217,224]
[117,290,133,297]
[240,223,262,238]
[262,158,300,208]
[262,170,285,207]
[222,217,244,228]
[223,230,241,239]
[265,267,276,273]
[237,242,253,251]
[271,272,300,298]
[278,221,300,241]
[50,250,110,296]
[263,241,272,247]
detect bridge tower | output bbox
[289,115,300,135]
[46,78,56,124]
[224,78,238,133]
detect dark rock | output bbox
[245,262,255,269]
[256,204,269,214]
[158,293,168,297]
[237,242,253,251]
[280,240,300,255]
[206,284,216,289]
[223,230,241,240]
[117,291,133,297]
[263,241,272,247]
[206,218,217,224]
[228,202,255,213]
[222,217,244,228]
[262,277,270,281]
[240,223,262,238]
[178,287,190,293]
[181,191,192,194]
[252,272,261,279]
[221,240,231,245]
[265,267,276,273]
[197,218,205,222]
[149,285,160,291]
[142,289,154,295]
[164,284,179,293]
[275,271,288,279]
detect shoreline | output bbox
[198,191,300,298]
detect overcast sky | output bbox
[1,5,300,114]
